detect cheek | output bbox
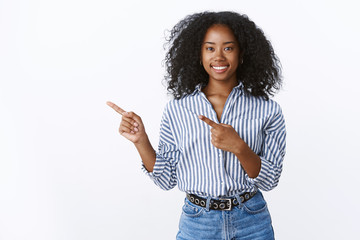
[201,50,211,66]
[201,58,211,73]
[232,51,240,67]
[232,61,239,70]
[230,57,239,71]
[203,64,211,74]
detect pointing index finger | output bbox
[106,101,126,115]
[198,115,218,128]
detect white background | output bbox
[1,0,359,239]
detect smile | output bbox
[211,65,229,73]
[212,66,228,70]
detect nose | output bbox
[214,49,225,61]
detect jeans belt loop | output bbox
[235,194,243,207]
[205,197,211,211]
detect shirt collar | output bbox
[191,81,244,96]
[190,84,203,96]
[233,81,244,92]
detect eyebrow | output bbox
[203,41,236,45]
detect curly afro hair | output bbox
[164,11,282,100]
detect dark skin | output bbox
[199,24,261,178]
[107,24,261,178]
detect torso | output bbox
[165,88,280,197]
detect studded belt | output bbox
[186,190,257,211]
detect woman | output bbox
[107,11,286,239]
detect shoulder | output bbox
[162,97,186,116]
[242,92,283,118]
[164,98,181,110]
[263,98,283,115]
[165,93,197,109]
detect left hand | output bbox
[198,115,243,154]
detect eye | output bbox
[206,47,214,51]
[224,47,233,51]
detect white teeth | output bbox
[212,66,228,70]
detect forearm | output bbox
[233,139,261,178]
[134,134,156,172]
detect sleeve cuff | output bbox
[245,156,272,187]
[141,153,166,179]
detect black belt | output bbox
[186,190,257,211]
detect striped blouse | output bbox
[143,83,286,197]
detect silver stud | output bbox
[200,200,205,207]
[195,199,200,204]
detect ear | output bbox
[239,49,244,59]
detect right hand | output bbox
[106,101,147,144]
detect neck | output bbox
[202,79,238,96]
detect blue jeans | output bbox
[176,190,274,240]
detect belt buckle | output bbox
[219,198,232,211]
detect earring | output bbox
[240,59,244,64]
[200,60,202,65]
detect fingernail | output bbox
[134,127,138,132]
[131,131,135,134]
[133,122,138,127]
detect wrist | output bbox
[134,133,150,146]
[232,137,245,156]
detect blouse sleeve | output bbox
[142,103,180,191]
[245,105,286,191]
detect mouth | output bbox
[211,65,229,73]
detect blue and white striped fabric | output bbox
[143,83,286,197]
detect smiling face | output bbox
[201,24,240,85]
